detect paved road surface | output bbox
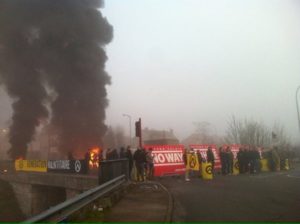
[160,166,300,222]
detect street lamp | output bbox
[296,86,300,132]
[122,114,132,146]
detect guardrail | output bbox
[23,175,126,223]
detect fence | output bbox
[98,159,129,184]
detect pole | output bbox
[123,114,132,146]
[296,86,300,132]
[139,118,142,148]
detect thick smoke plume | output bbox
[0,0,113,159]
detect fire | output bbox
[89,147,100,169]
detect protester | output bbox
[249,146,256,174]
[133,148,146,181]
[254,147,261,173]
[243,146,250,173]
[119,147,126,158]
[207,146,215,173]
[237,147,244,173]
[183,148,190,181]
[106,148,112,160]
[84,149,91,173]
[227,146,234,174]
[220,147,227,175]
[146,148,155,179]
[125,146,133,178]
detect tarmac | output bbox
[103,180,172,222]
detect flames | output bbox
[89,147,100,169]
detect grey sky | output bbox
[0,0,300,144]
[102,0,300,143]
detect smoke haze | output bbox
[0,0,113,159]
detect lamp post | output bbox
[123,114,132,146]
[296,86,300,132]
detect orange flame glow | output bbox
[89,147,100,169]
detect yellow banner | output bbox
[233,159,239,175]
[15,160,47,172]
[202,162,213,180]
[187,153,200,170]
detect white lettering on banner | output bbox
[153,152,183,165]
[174,153,182,162]
[48,160,70,170]
[157,154,165,163]
[165,153,175,163]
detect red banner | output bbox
[189,144,221,169]
[144,145,185,176]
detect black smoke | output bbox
[0,0,113,159]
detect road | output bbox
[160,166,300,222]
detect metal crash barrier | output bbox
[23,175,126,223]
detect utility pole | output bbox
[135,118,142,148]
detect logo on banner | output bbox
[189,154,196,168]
[75,160,81,172]
[206,165,212,174]
[187,153,199,170]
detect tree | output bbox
[225,115,290,148]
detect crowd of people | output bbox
[183,145,296,181]
[90,144,295,182]
[98,146,154,181]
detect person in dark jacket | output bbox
[253,147,261,173]
[119,147,126,158]
[243,146,250,173]
[125,146,133,178]
[84,149,91,173]
[206,146,215,173]
[249,146,256,174]
[183,148,190,181]
[237,147,244,173]
[133,148,146,181]
[227,147,234,174]
[146,148,155,179]
[220,147,227,175]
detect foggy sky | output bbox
[102,0,300,143]
[1,0,300,144]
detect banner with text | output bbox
[144,145,185,176]
[189,144,221,169]
[47,160,87,174]
[15,160,47,172]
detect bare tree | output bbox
[225,115,290,148]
